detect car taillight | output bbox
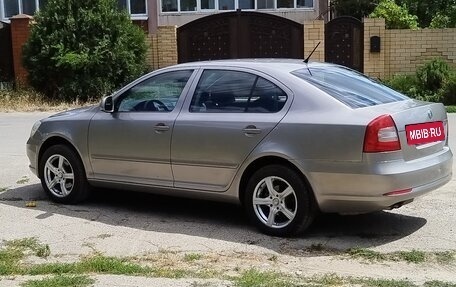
[363,115,401,153]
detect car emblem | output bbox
[427,110,433,120]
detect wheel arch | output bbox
[238,155,316,207]
[37,136,86,178]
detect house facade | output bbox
[0,0,328,33]
[0,0,329,83]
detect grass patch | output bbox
[234,269,295,287]
[1,241,455,287]
[434,251,456,264]
[21,274,94,287]
[6,238,51,259]
[25,254,219,279]
[394,250,426,263]
[16,176,30,185]
[0,89,93,112]
[26,255,149,276]
[309,273,344,286]
[446,106,456,113]
[347,248,387,261]
[184,253,203,262]
[79,255,149,275]
[354,277,417,287]
[346,248,455,264]
[96,233,112,239]
[0,238,50,275]
[424,281,456,287]
[0,186,8,193]
[234,271,425,287]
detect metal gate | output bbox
[177,11,303,63]
[325,16,363,72]
[0,23,14,82]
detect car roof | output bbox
[172,59,338,73]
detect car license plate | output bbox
[406,121,445,145]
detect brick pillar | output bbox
[303,20,325,62]
[363,18,386,79]
[145,34,159,70]
[10,14,33,85]
[157,26,178,68]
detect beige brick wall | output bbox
[145,26,178,70]
[385,28,456,77]
[145,21,456,79]
[303,20,325,62]
[363,18,386,79]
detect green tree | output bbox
[331,0,379,20]
[430,5,456,28]
[369,0,418,29]
[395,0,454,27]
[23,0,147,101]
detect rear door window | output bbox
[291,65,409,108]
[190,69,287,113]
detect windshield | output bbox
[291,65,409,108]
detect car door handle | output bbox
[243,125,261,135]
[154,123,170,132]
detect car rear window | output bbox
[291,65,409,108]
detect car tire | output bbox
[244,164,316,236]
[39,144,90,204]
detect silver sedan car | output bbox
[26,59,453,236]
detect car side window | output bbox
[190,70,287,113]
[116,70,193,112]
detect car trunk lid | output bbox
[389,101,448,161]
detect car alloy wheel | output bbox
[245,164,316,236]
[39,144,90,204]
[252,176,297,228]
[44,154,75,197]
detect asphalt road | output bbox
[0,111,455,285]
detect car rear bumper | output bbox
[293,146,453,214]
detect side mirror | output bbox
[101,96,114,113]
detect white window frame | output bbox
[160,0,313,14]
[236,0,256,10]
[199,0,216,11]
[1,0,41,22]
[124,0,148,20]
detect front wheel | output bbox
[244,165,316,236]
[39,144,90,204]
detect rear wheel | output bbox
[244,165,316,236]
[39,144,90,204]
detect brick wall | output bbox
[363,18,456,78]
[385,28,456,76]
[303,20,325,61]
[363,18,386,79]
[145,26,178,70]
[10,14,33,85]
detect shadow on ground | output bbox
[0,184,427,254]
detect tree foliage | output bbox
[369,0,418,29]
[395,0,454,28]
[23,0,147,101]
[430,5,456,28]
[331,0,379,20]
[386,58,456,104]
[332,0,455,28]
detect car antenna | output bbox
[303,41,321,64]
